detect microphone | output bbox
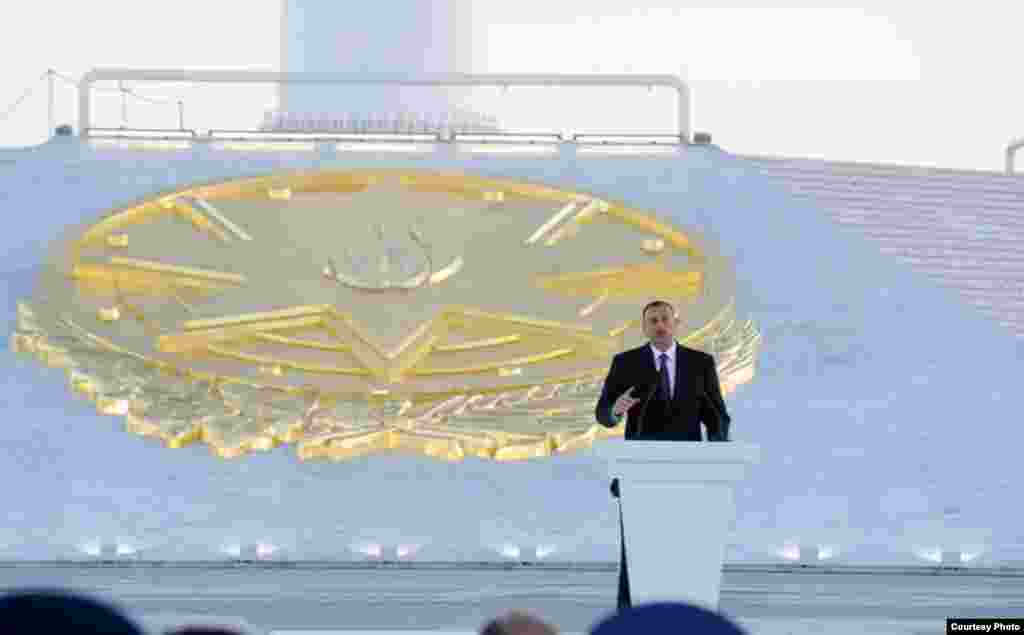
[696,374,730,442]
[612,380,657,498]
[634,380,659,438]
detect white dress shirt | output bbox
[650,342,676,399]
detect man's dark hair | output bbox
[479,610,557,635]
[480,620,506,635]
[641,300,676,321]
[0,589,144,634]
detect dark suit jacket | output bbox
[595,342,731,441]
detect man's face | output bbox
[642,305,678,347]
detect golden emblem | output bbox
[11,169,760,461]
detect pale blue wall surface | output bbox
[1,138,1021,563]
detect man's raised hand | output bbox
[612,386,642,417]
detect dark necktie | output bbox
[659,352,671,400]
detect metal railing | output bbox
[452,132,564,144]
[207,129,443,142]
[85,127,197,139]
[573,133,686,145]
[80,129,696,158]
[80,129,697,158]
[1006,137,1024,174]
[77,69,692,142]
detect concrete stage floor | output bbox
[1,562,1021,634]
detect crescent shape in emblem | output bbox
[322,227,464,294]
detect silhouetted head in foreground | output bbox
[480,610,558,635]
[590,601,747,635]
[0,589,143,635]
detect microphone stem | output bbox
[636,383,657,438]
[699,389,728,441]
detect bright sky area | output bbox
[0,1,1021,172]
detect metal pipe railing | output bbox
[46,69,55,138]
[1006,137,1024,174]
[77,69,691,142]
[207,129,442,142]
[573,133,685,145]
[85,127,198,139]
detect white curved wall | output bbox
[3,137,1024,565]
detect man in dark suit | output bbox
[595,300,732,610]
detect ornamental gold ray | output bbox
[12,168,760,461]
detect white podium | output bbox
[596,441,761,611]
